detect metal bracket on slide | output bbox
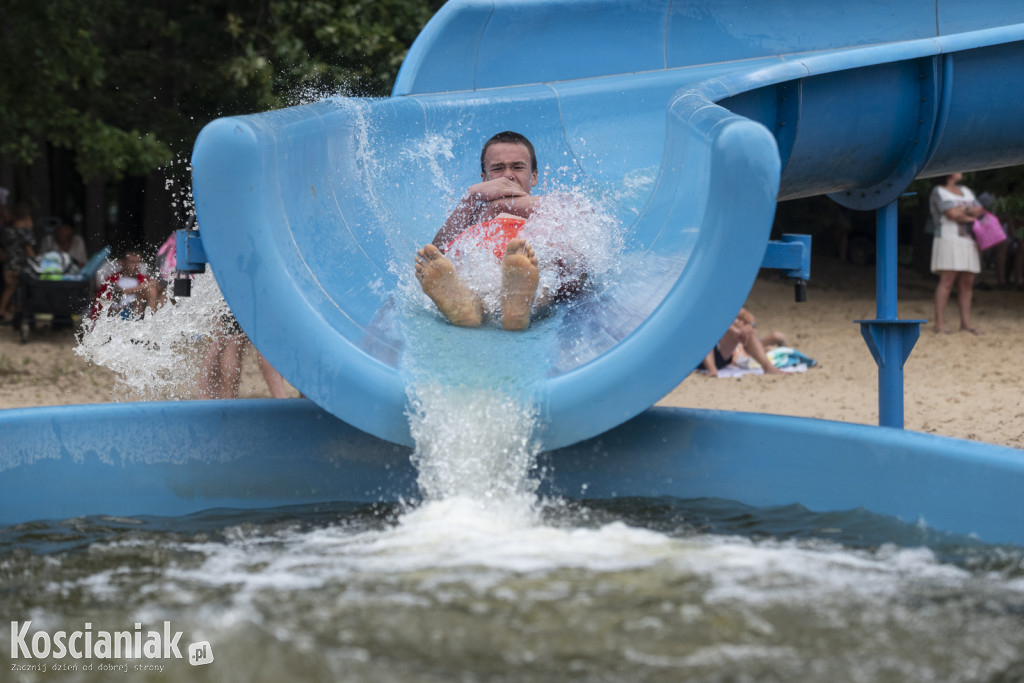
[173,228,207,297]
[761,233,811,301]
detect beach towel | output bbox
[698,346,817,377]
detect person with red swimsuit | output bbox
[414,131,586,331]
[89,249,164,321]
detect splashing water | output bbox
[439,191,624,320]
[286,82,355,108]
[328,121,627,529]
[4,499,1023,683]
[364,129,630,513]
[400,132,458,200]
[74,271,232,401]
[9,96,1024,683]
[407,384,541,505]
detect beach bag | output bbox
[972,211,1007,250]
[156,232,177,280]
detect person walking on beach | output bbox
[929,173,985,335]
[414,131,586,330]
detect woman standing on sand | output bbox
[930,172,986,335]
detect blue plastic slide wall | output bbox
[2,401,1023,547]
[191,0,1024,450]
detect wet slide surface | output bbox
[191,0,1024,448]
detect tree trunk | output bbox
[29,138,51,218]
[144,169,175,248]
[84,176,108,256]
[0,152,14,205]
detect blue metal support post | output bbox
[855,201,925,428]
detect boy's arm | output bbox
[431,178,532,249]
[431,195,482,249]
[477,194,541,222]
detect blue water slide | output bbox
[3,400,1023,546]
[5,0,1024,542]
[191,0,1024,450]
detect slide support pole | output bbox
[855,201,925,428]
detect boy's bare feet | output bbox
[500,239,540,331]
[415,244,483,327]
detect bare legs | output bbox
[956,272,982,334]
[760,330,787,348]
[415,239,539,330]
[0,271,19,320]
[499,239,539,330]
[201,336,296,399]
[933,271,956,333]
[199,332,246,399]
[415,244,484,327]
[934,270,982,334]
[258,352,290,398]
[717,320,784,375]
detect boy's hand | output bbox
[468,177,528,201]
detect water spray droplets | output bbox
[75,272,231,401]
[407,383,542,511]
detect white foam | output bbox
[75,271,229,400]
[406,384,541,504]
[133,490,1019,603]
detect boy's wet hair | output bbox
[481,131,537,173]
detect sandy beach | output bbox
[660,255,1024,449]
[1,253,1021,450]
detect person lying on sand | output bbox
[415,131,586,331]
[700,307,786,377]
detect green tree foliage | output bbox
[0,0,173,179]
[0,0,441,183]
[221,0,440,107]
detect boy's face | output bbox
[481,142,537,194]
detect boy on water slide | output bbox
[414,131,585,330]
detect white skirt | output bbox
[931,235,980,274]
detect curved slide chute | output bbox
[192,0,1024,449]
